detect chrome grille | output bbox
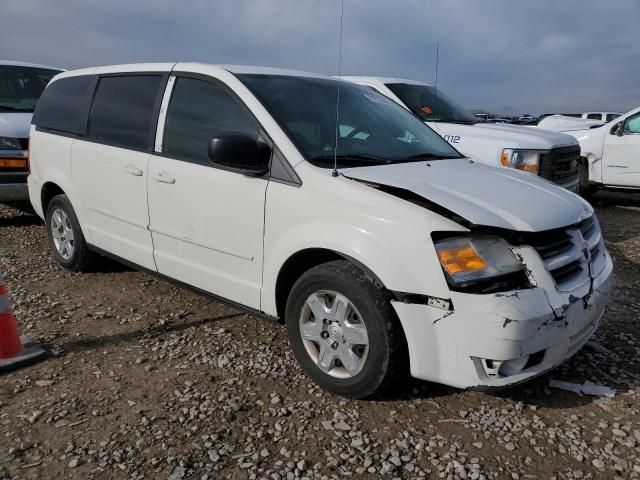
[531,216,603,291]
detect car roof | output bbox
[0,59,64,71]
[341,76,433,87]
[53,62,332,80]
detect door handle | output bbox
[152,172,176,184]
[124,164,143,176]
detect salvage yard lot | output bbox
[1,194,639,480]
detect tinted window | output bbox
[386,83,478,125]
[88,75,163,150]
[32,75,93,135]
[163,77,259,163]
[0,65,61,113]
[606,113,620,122]
[239,74,461,169]
[586,113,601,120]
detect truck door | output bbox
[602,112,640,187]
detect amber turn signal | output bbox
[437,245,489,275]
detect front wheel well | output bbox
[274,248,386,320]
[41,182,65,214]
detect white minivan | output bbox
[0,61,63,204]
[28,63,612,398]
[343,77,581,191]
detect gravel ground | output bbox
[0,192,639,480]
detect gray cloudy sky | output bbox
[1,0,638,115]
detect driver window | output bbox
[624,113,640,134]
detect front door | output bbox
[602,112,640,186]
[147,74,268,309]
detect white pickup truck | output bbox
[538,108,640,195]
[343,77,581,191]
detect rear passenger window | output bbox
[88,75,163,151]
[163,77,259,164]
[586,113,601,120]
[32,75,95,135]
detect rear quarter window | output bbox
[32,75,95,135]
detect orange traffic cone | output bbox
[0,275,46,371]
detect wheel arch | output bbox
[273,248,387,321]
[41,181,66,215]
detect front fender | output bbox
[261,192,457,316]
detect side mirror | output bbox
[207,134,271,175]
[613,122,624,137]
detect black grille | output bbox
[550,260,583,284]
[539,146,580,183]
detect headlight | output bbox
[0,137,21,150]
[501,149,541,174]
[435,236,523,285]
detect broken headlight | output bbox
[435,236,527,292]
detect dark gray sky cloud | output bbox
[1,0,637,115]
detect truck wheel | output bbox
[285,260,408,399]
[578,160,594,198]
[45,194,97,271]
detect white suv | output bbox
[28,63,613,398]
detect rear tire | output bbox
[285,260,408,399]
[45,194,97,272]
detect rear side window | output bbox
[32,75,94,135]
[163,77,259,164]
[586,113,601,120]
[88,75,163,151]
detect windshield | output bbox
[238,74,463,169]
[0,65,61,113]
[386,83,478,125]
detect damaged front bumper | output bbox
[392,243,613,389]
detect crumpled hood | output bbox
[0,113,32,139]
[342,159,592,232]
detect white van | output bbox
[343,77,581,192]
[28,63,612,398]
[0,61,63,204]
[538,108,640,195]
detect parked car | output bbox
[343,77,580,192]
[0,60,63,205]
[539,108,640,195]
[582,112,622,123]
[29,64,612,398]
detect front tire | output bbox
[285,260,408,399]
[45,194,97,271]
[578,159,594,198]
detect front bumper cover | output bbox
[392,245,613,389]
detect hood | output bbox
[537,115,604,133]
[0,113,32,139]
[468,121,579,148]
[342,159,592,232]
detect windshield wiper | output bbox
[308,153,394,166]
[441,119,476,125]
[0,106,31,112]
[403,153,461,160]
